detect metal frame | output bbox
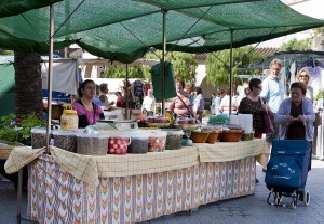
[161,9,167,115]
[229,29,233,115]
[16,3,55,224]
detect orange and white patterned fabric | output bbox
[27,155,255,224]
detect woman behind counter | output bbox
[169,81,192,117]
[73,79,105,128]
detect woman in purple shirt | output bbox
[73,79,105,128]
[275,82,314,169]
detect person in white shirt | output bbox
[142,89,155,114]
[219,87,241,113]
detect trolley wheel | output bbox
[275,196,282,206]
[291,191,298,209]
[303,191,310,207]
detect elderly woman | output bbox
[275,82,314,168]
[73,79,105,128]
[169,81,192,117]
[297,67,313,101]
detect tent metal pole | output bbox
[161,9,167,115]
[17,5,55,224]
[229,29,233,115]
[45,3,55,152]
[125,64,129,120]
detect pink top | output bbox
[73,102,103,125]
[169,95,191,116]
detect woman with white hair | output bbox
[297,67,313,101]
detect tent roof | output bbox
[1,0,324,63]
[0,0,62,18]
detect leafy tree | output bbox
[104,50,197,82]
[0,49,14,55]
[103,64,150,79]
[280,38,312,51]
[206,47,264,87]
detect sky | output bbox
[258,0,324,48]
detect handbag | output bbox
[259,97,273,134]
[262,110,274,134]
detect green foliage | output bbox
[169,52,197,82]
[0,49,14,55]
[103,50,198,82]
[103,64,150,79]
[314,90,324,102]
[0,113,44,145]
[206,47,264,87]
[280,38,312,51]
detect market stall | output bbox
[5,139,265,223]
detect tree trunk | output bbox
[14,51,42,117]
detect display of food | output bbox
[108,136,131,154]
[146,116,169,124]
[31,111,257,156]
[190,130,210,143]
[220,130,243,142]
[31,128,47,149]
[241,133,255,141]
[77,134,108,155]
[176,116,195,125]
[174,123,200,131]
[161,129,184,150]
[206,130,221,144]
[53,131,78,152]
[208,114,229,125]
[128,132,149,154]
[148,130,166,152]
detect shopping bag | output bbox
[263,111,274,134]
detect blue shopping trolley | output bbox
[265,140,311,208]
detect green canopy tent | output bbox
[0,0,62,18]
[1,0,324,63]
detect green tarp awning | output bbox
[0,0,62,18]
[0,0,324,62]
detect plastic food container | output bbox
[161,129,184,150]
[148,130,166,152]
[52,130,78,152]
[99,130,131,155]
[128,131,149,154]
[108,136,131,154]
[31,128,46,149]
[77,134,108,155]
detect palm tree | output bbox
[14,51,42,118]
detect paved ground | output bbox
[1,161,324,224]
